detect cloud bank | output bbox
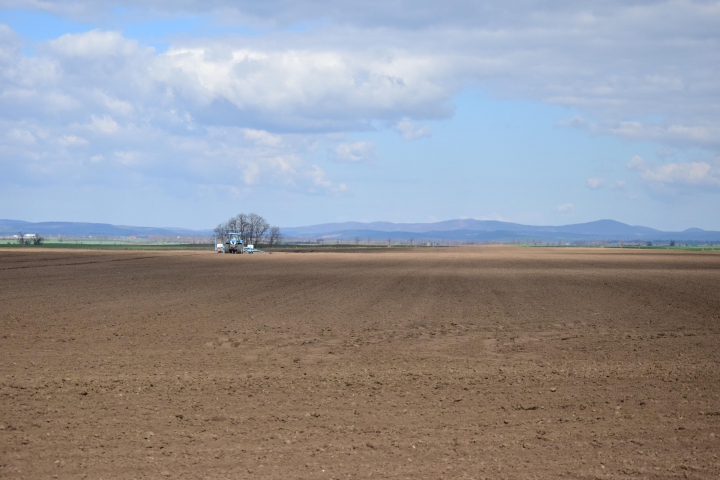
[1,0,719,198]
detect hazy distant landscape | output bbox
[3,218,719,245]
[280,219,720,243]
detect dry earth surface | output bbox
[1,247,719,479]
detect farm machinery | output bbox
[224,232,243,253]
[216,232,266,254]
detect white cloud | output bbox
[309,164,332,187]
[58,135,88,146]
[587,177,626,190]
[263,155,299,178]
[394,117,432,140]
[334,141,375,162]
[586,177,605,189]
[243,129,281,146]
[627,155,645,170]
[556,203,574,213]
[114,150,142,165]
[2,2,720,200]
[242,162,261,184]
[1,3,718,146]
[6,129,36,145]
[93,90,134,115]
[560,117,720,150]
[307,164,347,193]
[0,111,344,195]
[89,115,119,134]
[556,116,588,129]
[627,155,720,189]
[47,30,141,58]
[656,147,675,159]
[149,44,456,130]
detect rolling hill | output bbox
[2,218,718,242]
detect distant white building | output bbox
[23,233,37,239]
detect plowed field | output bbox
[1,247,719,479]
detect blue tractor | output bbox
[224,232,244,254]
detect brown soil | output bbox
[1,247,719,479]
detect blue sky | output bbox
[1,1,719,230]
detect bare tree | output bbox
[245,213,269,245]
[226,213,249,243]
[387,238,392,247]
[17,232,25,245]
[216,213,273,246]
[225,214,239,235]
[409,238,414,246]
[354,236,360,245]
[267,226,282,247]
[213,223,229,243]
[33,235,44,245]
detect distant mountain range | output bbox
[281,219,720,242]
[2,218,718,242]
[0,219,212,238]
